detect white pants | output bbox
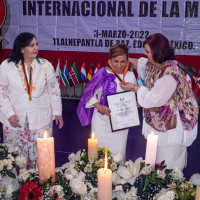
[156,144,187,170]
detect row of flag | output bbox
[55,58,102,87]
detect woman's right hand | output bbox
[8,114,21,128]
[93,102,111,116]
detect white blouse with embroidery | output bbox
[0,58,62,130]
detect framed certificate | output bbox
[106,91,140,132]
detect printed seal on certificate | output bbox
[106,91,140,132]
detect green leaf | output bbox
[7,171,16,178]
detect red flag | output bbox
[94,60,102,74]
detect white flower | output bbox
[84,164,92,173]
[2,159,8,166]
[153,189,175,200]
[189,173,200,185]
[131,186,138,198]
[15,155,26,168]
[55,167,62,173]
[110,162,117,171]
[65,164,78,176]
[70,178,87,196]
[116,178,127,185]
[117,158,142,179]
[7,163,12,170]
[79,161,84,165]
[171,168,185,182]
[7,154,15,162]
[64,173,73,181]
[81,152,85,157]
[18,171,31,182]
[68,153,76,162]
[89,187,98,197]
[115,185,123,191]
[139,165,152,175]
[76,171,86,182]
[112,172,121,184]
[98,159,104,167]
[49,185,65,198]
[157,169,166,179]
[113,153,123,164]
[112,190,126,200]
[61,162,71,169]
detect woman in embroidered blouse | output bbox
[77,44,137,160]
[120,33,199,170]
[0,32,63,169]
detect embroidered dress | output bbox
[0,58,62,169]
[137,58,199,170]
[77,67,137,159]
[3,117,52,169]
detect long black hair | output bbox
[7,32,39,64]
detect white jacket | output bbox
[0,58,62,130]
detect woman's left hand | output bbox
[55,115,64,129]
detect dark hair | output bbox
[109,43,129,59]
[144,33,176,64]
[7,32,38,64]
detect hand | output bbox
[120,82,134,91]
[94,102,111,116]
[8,115,21,128]
[120,82,140,93]
[55,115,64,129]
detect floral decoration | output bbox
[0,144,199,200]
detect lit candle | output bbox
[37,131,55,184]
[145,132,158,168]
[97,147,112,200]
[88,132,98,160]
[195,184,200,200]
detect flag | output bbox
[80,61,87,86]
[56,58,61,83]
[87,62,94,81]
[68,62,81,86]
[60,59,69,87]
[94,60,102,74]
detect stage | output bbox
[53,99,200,180]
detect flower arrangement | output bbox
[0,144,200,200]
[0,143,26,199]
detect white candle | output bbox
[97,147,112,200]
[88,132,98,160]
[145,132,158,168]
[37,131,55,184]
[195,184,200,200]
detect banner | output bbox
[2,0,200,55]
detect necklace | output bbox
[108,59,129,83]
[22,63,33,101]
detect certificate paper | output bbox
[106,91,140,132]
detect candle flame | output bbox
[91,132,95,139]
[104,147,108,170]
[151,131,155,135]
[43,130,48,138]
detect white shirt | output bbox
[0,58,62,130]
[136,57,197,147]
[85,70,137,158]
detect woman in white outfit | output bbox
[0,32,63,169]
[120,33,199,170]
[77,44,137,160]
